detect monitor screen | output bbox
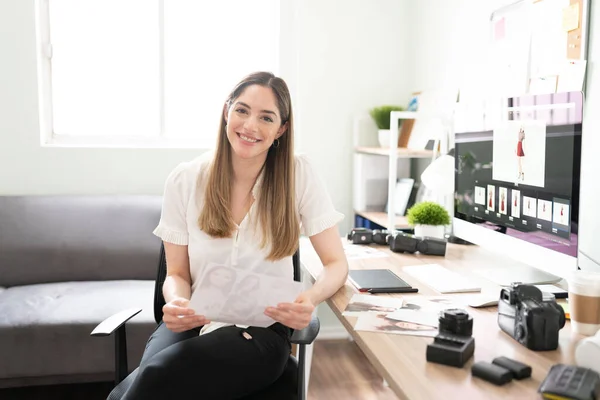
[454,92,582,259]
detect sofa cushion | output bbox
[0,281,157,380]
[0,195,162,287]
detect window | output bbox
[37,0,281,148]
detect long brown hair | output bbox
[198,72,299,261]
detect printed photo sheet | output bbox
[189,263,303,328]
[342,293,405,317]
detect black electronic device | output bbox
[348,269,418,294]
[471,361,513,386]
[426,309,475,368]
[348,228,373,244]
[538,364,600,400]
[389,232,419,253]
[492,356,532,380]
[372,229,391,245]
[389,232,447,256]
[497,283,566,351]
[347,227,369,240]
[416,236,447,256]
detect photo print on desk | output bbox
[511,189,521,218]
[537,199,553,222]
[354,312,438,337]
[487,185,496,212]
[343,242,389,260]
[498,187,508,215]
[342,293,405,317]
[492,120,547,188]
[523,196,537,218]
[474,186,486,205]
[552,200,570,227]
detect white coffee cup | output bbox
[568,270,600,336]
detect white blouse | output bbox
[152,151,344,334]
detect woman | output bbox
[117,72,349,399]
[516,127,525,181]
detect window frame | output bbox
[35,0,294,149]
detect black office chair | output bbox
[91,243,320,400]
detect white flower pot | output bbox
[378,129,391,148]
[414,224,445,239]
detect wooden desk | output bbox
[300,238,583,400]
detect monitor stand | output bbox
[473,265,562,287]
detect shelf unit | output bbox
[353,111,450,231]
[353,210,410,230]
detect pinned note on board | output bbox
[562,3,579,32]
[557,60,587,92]
[494,17,506,41]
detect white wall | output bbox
[409,0,600,271]
[0,0,411,335]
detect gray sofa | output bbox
[0,195,162,388]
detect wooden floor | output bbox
[0,339,397,400]
[308,339,398,400]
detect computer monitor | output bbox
[453,92,583,286]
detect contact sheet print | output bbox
[189,263,303,328]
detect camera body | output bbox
[497,283,566,351]
[426,309,475,368]
[389,232,447,256]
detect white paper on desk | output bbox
[354,312,438,337]
[343,243,388,260]
[189,263,303,328]
[386,309,439,327]
[385,297,464,326]
[342,293,405,317]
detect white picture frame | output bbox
[385,178,415,216]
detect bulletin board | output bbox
[489,0,590,96]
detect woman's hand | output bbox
[264,292,315,330]
[162,298,210,333]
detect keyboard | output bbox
[402,264,482,294]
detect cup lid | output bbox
[568,270,600,293]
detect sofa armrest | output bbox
[91,308,142,336]
[290,315,320,345]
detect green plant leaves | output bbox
[406,201,450,226]
[369,105,405,130]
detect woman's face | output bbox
[209,268,234,288]
[224,84,287,162]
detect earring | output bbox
[272,139,280,148]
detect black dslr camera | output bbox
[497,283,566,351]
[426,309,475,368]
[388,232,447,256]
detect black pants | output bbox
[118,322,291,400]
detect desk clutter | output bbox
[347,227,446,256]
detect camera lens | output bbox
[438,308,473,337]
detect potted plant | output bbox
[369,105,405,148]
[406,201,450,239]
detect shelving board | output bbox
[354,210,411,230]
[355,147,433,158]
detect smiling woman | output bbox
[111,72,350,399]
